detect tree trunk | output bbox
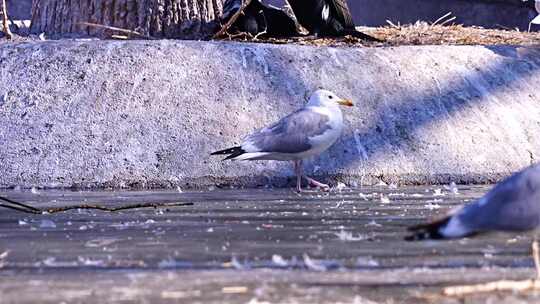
[1,0,13,39]
[30,0,224,39]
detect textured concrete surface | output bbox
[1,40,540,189]
[1,186,540,303]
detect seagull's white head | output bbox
[307,89,354,108]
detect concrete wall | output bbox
[1,41,540,189]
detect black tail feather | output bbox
[210,146,246,160]
[404,216,451,241]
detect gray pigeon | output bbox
[406,163,540,240]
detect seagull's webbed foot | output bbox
[304,176,330,192]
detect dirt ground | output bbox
[2,22,539,47]
[223,23,540,47]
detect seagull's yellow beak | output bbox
[337,99,354,107]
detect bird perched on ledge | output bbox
[529,0,540,32]
[406,163,540,240]
[286,0,381,41]
[221,0,298,38]
[211,89,353,192]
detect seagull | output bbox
[286,0,381,41]
[211,89,353,192]
[406,163,540,240]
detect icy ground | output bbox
[0,185,539,303]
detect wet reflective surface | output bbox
[1,185,539,303]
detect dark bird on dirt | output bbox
[286,0,381,41]
[221,0,298,37]
[406,163,540,241]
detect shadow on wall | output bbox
[334,46,540,183]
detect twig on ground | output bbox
[443,279,540,296]
[438,16,456,27]
[0,195,193,214]
[252,11,268,40]
[253,29,267,40]
[213,0,253,39]
[226,31,251,40]
[0,196,42,213]
[443,240,540,296]
[44,202,193,213]
[77,22,156,40]
[1,0,13,39]
[110,34,129,40]
[431,12,452,27]
[385,20,400,29]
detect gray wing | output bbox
[243,108,331,154]
[329,0,355,28]
[458,164,540,232]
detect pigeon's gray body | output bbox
[407,164,540,240]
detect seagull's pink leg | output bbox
[294,160,303,192]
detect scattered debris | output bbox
[433,188,444,197]
[158,258,179,268]
[356,256,379,267]
[334,229,367,241]
[77,256,105,267]
[229,256,250,270]
[444,182,459,195]
[380,194,391,204]
[84,237,122,248]
[39,219,57,229]
[303,254,327,271]
[334,182,347,192]
[271,254,288,267]
[425,202,441,210]
[221,286,249,294]
[365,220,382,228]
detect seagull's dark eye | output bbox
[328,95,333,99]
